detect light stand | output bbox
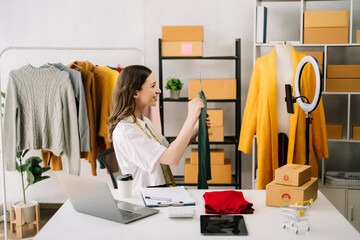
[285,56,322,165]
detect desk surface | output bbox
[34,189,360,240]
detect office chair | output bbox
[97,147,122,189]
[97,147,176,188]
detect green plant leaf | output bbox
[15,161,20,172]
[26,170,35,185]
[34,175,50,184]
[21,149,30,158]
[16,151,22,159]
[1,92,5,98]
[165,78,183,90]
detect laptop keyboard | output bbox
[119,209,142,220]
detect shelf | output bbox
[320,185,360,190]
[163,97,238,103]
[328,139,360,143]
[256,43,360,47]
[323,92,360,95]
[173,175,240,188]
[166,136,238,145]
[161,56,237,60]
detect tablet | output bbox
[200,214,248,236]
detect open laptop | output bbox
[57,173,159,224]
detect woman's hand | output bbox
[187,98,204,123]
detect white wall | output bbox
[0,0,256,204]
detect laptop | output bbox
[57,173,159,224]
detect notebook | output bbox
[140,186,196,207]
[57,173,159,224]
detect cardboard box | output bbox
[353,125,360,140]
[327,65,360,79]
[208,126,224,142]
[275,164,311,187]
[162,41,202,57]
[188,79,237,100]
[266,177,318,207]
[357,30,360,44]
[304,27,348,44]
[299,51,323,72]
[207,109,223,127]
[326,78,360,92]
[162,26,204,42]
[326,124,343,139]
[190,148,225,165]
[304,10,349,28]
[184,158,232,184]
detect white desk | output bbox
[34,190,359,240]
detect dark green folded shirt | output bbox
[197,91,211,189]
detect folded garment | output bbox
[203,191,254,214]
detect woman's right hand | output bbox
[187,98,204,123]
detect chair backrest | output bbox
[97,147,122,189]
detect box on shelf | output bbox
[275,164,311,187]
[327,65,360,79]
[303,10,349,44]
[207,109,223,127]
[357,30,360,43]
[326,79,360,92]
[299,51,323,72]
[188,79,236,100]
[266,177,318,207]
[326,124,343,139]
[190,148,225,165]
[162,41,202,57]
[162,26,203,42]
[196,126,224,142]
[353,125,360,140]
[184,158,232,184]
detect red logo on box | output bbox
[281,193,291,200]
[283,175,289,181]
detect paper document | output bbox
[140,186,196,207]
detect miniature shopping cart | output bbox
[281,199,313,234]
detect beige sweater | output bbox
[3,64,80,175]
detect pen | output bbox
[157,202,184,206]
[145,196,172,202]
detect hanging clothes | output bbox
[3,64,80,175]
[97,66,119,104]
[68,63,98,176]
[238,47,328,189]
[197,91,211,189]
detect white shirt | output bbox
[113,115,168,192]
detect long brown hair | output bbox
[108,65,152,141]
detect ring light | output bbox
[294,56,322,113]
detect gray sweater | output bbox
[41,63,90,152]
[3,64,80,175]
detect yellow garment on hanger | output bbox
[238,47,328,189]
[97,66,119,103]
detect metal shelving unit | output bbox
[158,38,242,188]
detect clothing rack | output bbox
[0,46,144,239]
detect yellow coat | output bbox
[239,47,328,189]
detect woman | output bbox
[108,65,208,191]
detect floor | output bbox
[0,203,62,240]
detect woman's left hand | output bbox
[206,114,211,129]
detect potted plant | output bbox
[13,149,50,224]
[165,77,184,99]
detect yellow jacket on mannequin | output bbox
[239,47,328,189]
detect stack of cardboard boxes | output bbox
[161,26,203,57]
[304,10,349,44]
[266,164,318,207]
[184,109,232,184]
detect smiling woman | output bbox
[108,65,209,191]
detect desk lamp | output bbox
[285,56,322,165]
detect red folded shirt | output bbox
[203,191,254,214]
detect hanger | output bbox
[72,62,82,69]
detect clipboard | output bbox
[140,186,196,207]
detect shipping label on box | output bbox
[207,109,223,127]
[304,10,349,28]
[266,178,318,207]
[162,41,202,57]
[162,26,204,42]
[275,164,311,187]
[326,124,343,139]
[188,79,236,100]
[327,65,360,79]
[190,148,225,165]
[184,158,232,184]
[304,27,349,44]
[196,126,224,142]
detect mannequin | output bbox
[275,43,293,136]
